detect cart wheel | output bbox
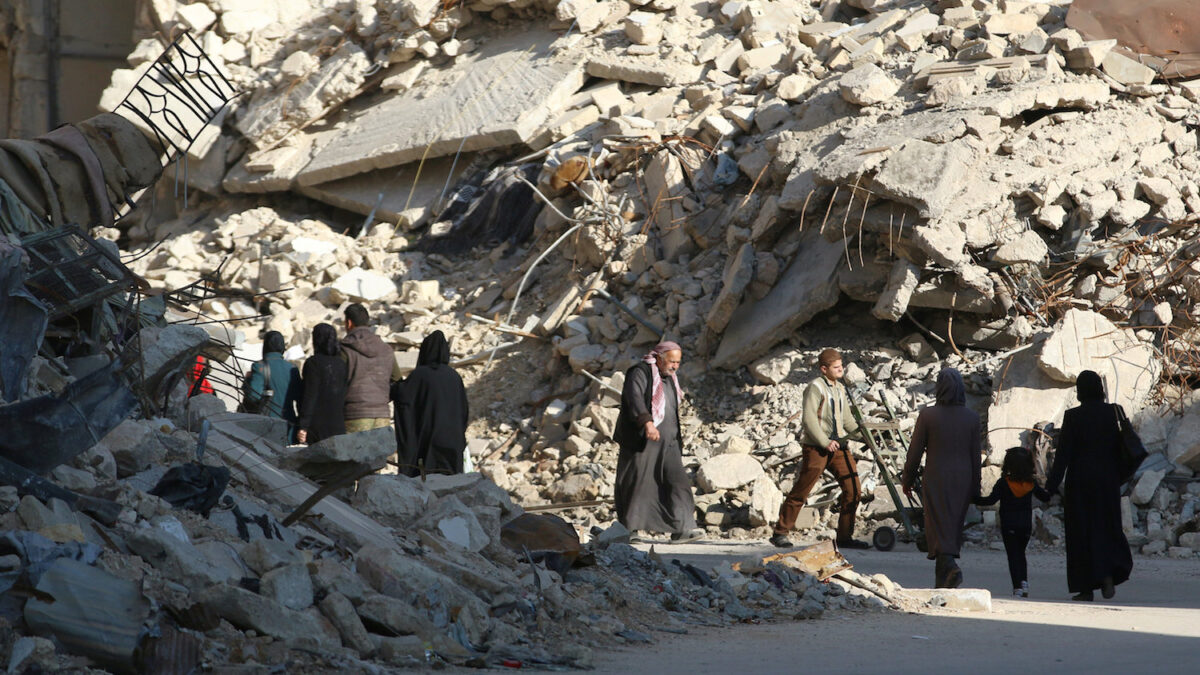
[873,527,897,552]
[915,532,928,554]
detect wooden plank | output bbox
[732,540,852,581]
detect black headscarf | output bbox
[1076,370,1106,402]
[312,323,340,357]
[264,330,285,355]
[417,330,450,369]
[935,367,966,406]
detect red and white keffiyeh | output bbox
[642,341,683,428]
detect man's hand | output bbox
[296,429,308,444]
[644,421,660,442]
[826,439,840,453]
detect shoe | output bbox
[1101,576,1115,599]
[769,534,794,548]
[836,538,871,550]
[1072,591,1094,601]
[670,528,704,543]
[1012,587,1022,597]
[944,566,963,589]
[1019,581,1029,598]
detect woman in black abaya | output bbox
[392,331,469,476]
[1045,370,1133,601]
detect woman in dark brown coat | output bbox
[1044,370,1133,601]
[902,368,982,588]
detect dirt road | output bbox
[585,539,1200,674]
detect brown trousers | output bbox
[774,444,861,540]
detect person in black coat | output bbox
[1044,370,1134,601]
[391,330,468,477]
[296,323,348,445]
[974,446,1050,597]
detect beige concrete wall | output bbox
[0,0,135,137]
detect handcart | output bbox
[847,390,926,552]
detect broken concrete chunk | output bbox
[838,63,899,105]
[198,583,339,647]
[352,474,433,523]
[414,495,490,552]
[705,244,756,334]
[331,268,398,302]
[239,538,307,576]
[992,230,1048,265]
[127,527,233,591]
[714,232,844,369]
[1038,310,1161,407]
[260,563,315,611]
[873,139,979,220]
[320,591,375,654]
[696,453,766,492]
[872,259,921,321]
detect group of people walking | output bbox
[615,342,1134,601]
[226,303,469,477]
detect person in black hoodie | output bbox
[296,323,348,445]
[391,330,469,477]
[974,446,1050,597]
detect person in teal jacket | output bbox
[246,331,302,441]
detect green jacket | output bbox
[800,377,860,449]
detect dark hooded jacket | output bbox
[391,331,469,476]
[297,323,348,444]
[247,331,302,431]
[341,325,395,420]
[902,368,982,558]
[1045,369,1133,594]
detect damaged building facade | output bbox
[3,0,1200,670]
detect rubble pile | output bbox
[6,0,1200,669]
[0,408,899,672]
[90,0,1200,556]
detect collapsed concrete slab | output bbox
[297,27,586,186]
[296,154,475,229]
[872,139,981,220]
[714,232,844,369]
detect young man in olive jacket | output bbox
[771,348,869,550]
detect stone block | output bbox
[549,473,599,502]
[127,528,232,591]
[1101,51,1155,86]
[413,495,490,551]
[260,563,314,611]
[838,63,899,105]
[320,592,375,654]
[331,268,397,302]
[352,474,433,522]
[696,454,766,492]
[1131,469,1165,505]
[1037,309,1160,408]
[905,588,991,611]
[747,476,783,526]
[715,436,754,455]
[198,584,338,647]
